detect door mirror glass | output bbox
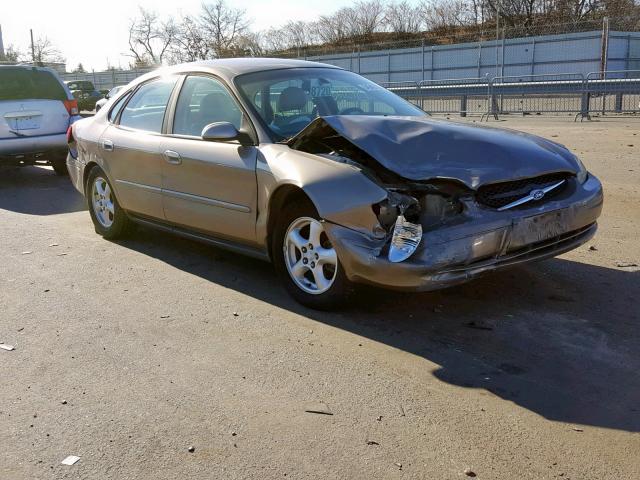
[201,122,240,142]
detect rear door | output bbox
[99,76,178,220]
[0,67,70,140]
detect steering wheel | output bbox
[340,107,365,115]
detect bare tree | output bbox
[31,36,65,64]
[0,44,23,63]
[384,1,425,33]
[315,9,352,43]
[281,20,316,49]
[128,8,177,66]
[170,15,211,62]
[199,0,250,57]
[346,0,386,37]
[420,0,473,30]
[261,27,290,52]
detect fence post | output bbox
[490,77,499,120]
[530,39,536,76]
[421,40,425,81]
[460,95,467,117]
[615,93,623,112]
[579,75,590,121]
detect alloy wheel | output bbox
[91,176,114,228]
[283,217,338,295]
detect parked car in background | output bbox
[1,65,80,175]
[66,59,603,309]
[95,86,125,112]
[65,80,102,112]
[65,80,96,92]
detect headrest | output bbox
[278,87,308,112]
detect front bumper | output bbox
[325,174,603,291]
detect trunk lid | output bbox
[0,99,70,139]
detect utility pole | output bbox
[0,24,5,59]
[30,29,36,63]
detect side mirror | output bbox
[201,122,253,146]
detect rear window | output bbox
[67,81,95,91]
[0,68,67,101]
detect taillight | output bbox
[63,99,79,116]
[67,124,78,159]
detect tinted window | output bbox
[0,68,67,101]
[108,91,130,123]
[119,78,176,133]
[235,68,425,140]
[173,75,242,137]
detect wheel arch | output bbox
[82,161,102,195]
[266,184,315,261]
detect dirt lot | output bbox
[1,117,639,479]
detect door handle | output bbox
[164,150,182,165]
[101,139,114,151]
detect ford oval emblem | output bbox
[531,189,545,201]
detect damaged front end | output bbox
[287,116,604,291]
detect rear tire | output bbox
[272,199,354,310]
[51,159,68,176]
[86,166,132,240]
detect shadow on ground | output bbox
[0,166,86,215]
[4,165,638,432]
[118,226,640,433]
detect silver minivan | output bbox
[0,65,80,174]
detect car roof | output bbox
[185,58,341,76]
[0,64,57,73]
[134,58,342,85]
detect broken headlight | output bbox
[388,214,422,263]
[576,157,588,184]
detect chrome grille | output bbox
[476,173,569,209]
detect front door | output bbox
[161,74,258,244]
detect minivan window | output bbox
[0,68,67,101]
[173,75,242,136]
[119,78,177,133]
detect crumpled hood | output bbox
[290,115,581,189]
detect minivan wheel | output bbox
[272,200,353,310]
[86,166,131,240]
[51,159,68,176]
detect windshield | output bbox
[235,68,426,141]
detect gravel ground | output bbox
[1,117,639,479]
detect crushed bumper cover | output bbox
[324,174,603,291]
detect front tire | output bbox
[86,166,131,240]
[272,200,353,309]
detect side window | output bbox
[107,91,130,123]
[119,78,177,133]
[173,76,242,137]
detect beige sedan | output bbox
[66,59,602,309]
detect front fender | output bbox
[256,144,388,248]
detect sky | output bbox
[1,0,367,71]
